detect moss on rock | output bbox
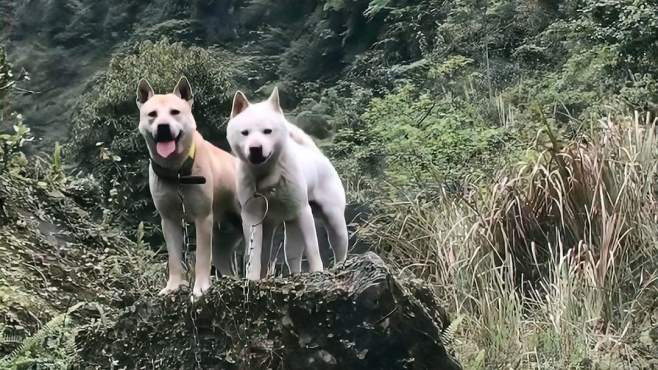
[76,253,462,370]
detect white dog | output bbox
[226,87,348,280]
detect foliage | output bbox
[331,84,512,186]
[0,146,164,368]
[361,114,658,368]
[364,0,392,19]
[0,49,32,175]
[48,142,66,186]
[68,38,234,227]
[482,113,657,290]
[0,303,84,369]
[1,47,169,369]
[2,0,658,367]
[326,0,658,192]
[0,117,32,174]
[585,0,658,70]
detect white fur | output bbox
[227,88,348,280]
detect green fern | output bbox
[0,302,84,369]
[440,314,463,352]
[364,0,391,19]
[0,334,23,345]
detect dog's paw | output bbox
[190,289,207,303]
[190,279,211,301]
[158,280,188,295]
[159,286,178,296]
[246,269,261,281]
[190,293,203,304]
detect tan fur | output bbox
[137,77,242,299]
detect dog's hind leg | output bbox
[286,205,323,273]
[283,221,304,274]
[317,204,348,264]
[312,178,349,265]
[259,223,276,279]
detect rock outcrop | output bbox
[76,253,462,370]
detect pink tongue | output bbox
[156,140,176,158]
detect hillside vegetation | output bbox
[1,0,658,368]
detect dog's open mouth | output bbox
[249,152,271,165]
[154,128,182,158]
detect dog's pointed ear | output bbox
[136,79,154,108]
[173,76,194,105]
[268,86,282,113]
[231,91,250,118]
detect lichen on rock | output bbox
[76,253,462,370]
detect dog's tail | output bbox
[286,121,321,152]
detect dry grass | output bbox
[360,113,658,369]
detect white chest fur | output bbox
[150,178,212,221]
[257,178,304,222]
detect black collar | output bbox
[150,143,206,184]
[150,155,195,182]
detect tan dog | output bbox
[136,77,242,298]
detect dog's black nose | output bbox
[155,124,173,142]
[249,146,262,157]
[248,146,267,164]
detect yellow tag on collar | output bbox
[187,141,196,160]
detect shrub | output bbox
[360,113,658,368]
[331,84,512,187]
[0,117,31,175]
[505,44,621,123]
[68,38,234,227]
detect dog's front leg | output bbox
[260,223,276,279]
[286,205,323,273]
[192,214,213,298]
[159,216,188,295]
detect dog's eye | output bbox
[263,129,272,134]
[241,130,249,136]
[148,111,157,118]
[170,109,180,115]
